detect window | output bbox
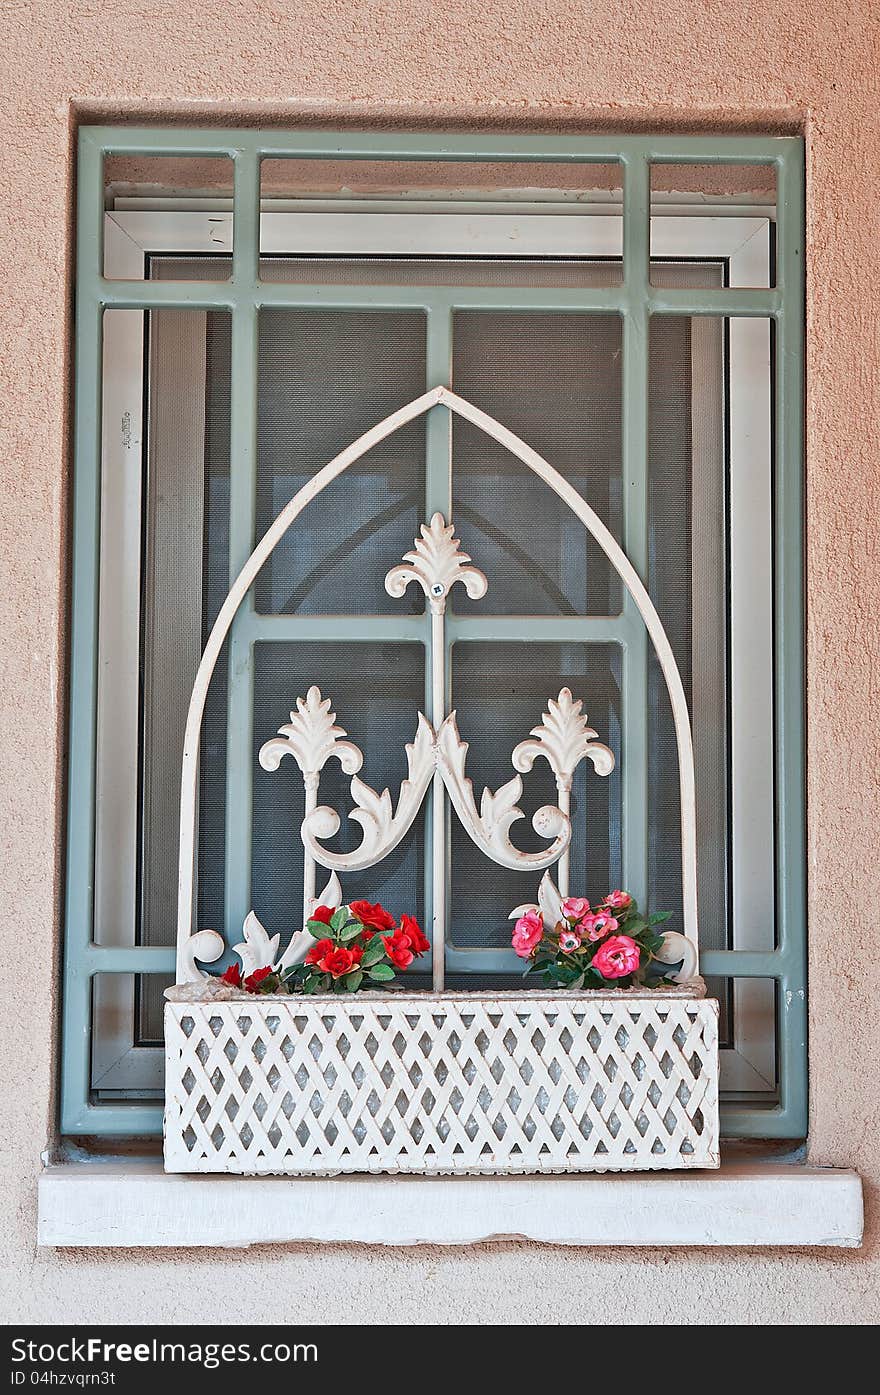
[63,129,805,1141]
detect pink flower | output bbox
[559,928,581,953]
[512,910,544,959]
[562,897,590,921]
[581,911,619,942]
[604,889,632,910]
[592,934,641,980]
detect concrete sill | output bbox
[37,1160,863,1249]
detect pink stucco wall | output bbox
[0,0,878,1323]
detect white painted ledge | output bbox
[37,1160,862,1249]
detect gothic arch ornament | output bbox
[175,387,699,986]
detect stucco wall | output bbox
[1,0,878,1324]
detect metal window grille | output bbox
[63,128,805,1140]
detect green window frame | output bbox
[62,126,806,1140]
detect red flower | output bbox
[400,913,429,956]
[305,937,334,966]
[349,900,396,932]
[382,929,415,970]
[310,904,334,924]
[360,929,374,942]
[322,946,360,979]
[220,963,241,987]
[244,965,274,992]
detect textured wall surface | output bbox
[1,0,878,1325]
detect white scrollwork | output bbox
[653,930,699,984]
[384,512,488,615]
[302,714,436,871]
[436,714,570,871]
[258,685,363,782]
[180,928,225,985]
[512,688,615,790]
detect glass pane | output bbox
[449,642,622,951]
[250,641,426,960]
[451,310,623,615]
[254,308,427,614]
[650,162,776,287]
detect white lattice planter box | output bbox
[164,988,719,1175]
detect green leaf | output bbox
[360,938,386,968]
[330,907,351,933]
[568,972,585,990]
[368,964,396,982]
[307,919,333,938]
[338,922,363,943]
[648,911,672,925]
[344,970,364,992]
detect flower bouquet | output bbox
[217,900,430,996]
[512,889,675,990]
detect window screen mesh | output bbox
[253,308,426,615]
[451,311,622,616]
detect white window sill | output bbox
[37,1159,862,1249]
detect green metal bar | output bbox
[425,307,455,975]
[620,152,651,912]
[60,130,105,1136]
[699,949,787,979]
[85,124,798,164]
[223,152,261,953]
[447,615,632,644]
[772,140,808,1134]
[95,279,782,319]
[647,287,780,318]
[63,1101,165,1136]
[82,946,176,974]
[246,613,426,643]
[98,280,625,314]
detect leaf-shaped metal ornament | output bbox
[384,512,488,615]
[258,685,363,780]
[509,871,565,928]
[232,911,281,978]
[437,714,571,871]
[512,688,614,788]
[301,715,436,871]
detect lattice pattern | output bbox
[164,994,719,1174]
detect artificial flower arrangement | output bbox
[219,900,430,996]
[512,889,674,990]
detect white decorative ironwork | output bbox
[165,387,717,1178]
[435,713,570,871]
[384,511,488,615]
[164,992,719,1174]
[512,688,614,896]
[302,713,436,871]
[175,387,700,989]
[258,686,362,933]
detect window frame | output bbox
[63,128,805,1143]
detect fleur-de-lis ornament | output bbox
[384,512,488,615]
